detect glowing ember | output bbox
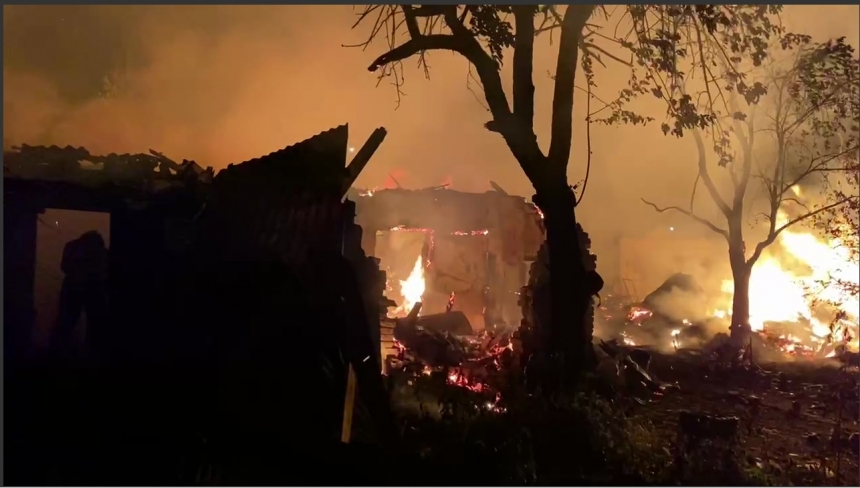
[390,225,488,237]
[451,229,490,236]
[627,307,653,323]
[531,202,545,220]
[621,331,636,346]
[670,329,681,350]
[386,334,511,414]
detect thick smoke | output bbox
[4,5,858,293]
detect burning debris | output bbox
[381,239,517,408]
[596,267,858,363]
[384,301,514,411]
[602,205,858,363]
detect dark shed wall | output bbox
[4,198,40,361]
[108,206,180,360]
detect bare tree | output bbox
[641,36,860,344]
[349,5,789,374]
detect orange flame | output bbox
[390,256,426,317]
[715,211,858,352]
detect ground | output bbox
[635,351,859,486]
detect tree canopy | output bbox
[352,6,793,187]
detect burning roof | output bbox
[352,187,544,255]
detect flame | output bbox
[621,331,636,346]
[627,306,653,323]
[717,211,859,353]
[392,256,425,317]
[451,229,489,236]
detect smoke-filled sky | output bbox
[4,5,859,263]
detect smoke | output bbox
[5,5,858,290]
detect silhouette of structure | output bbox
[4,125,400,484]
[4,145,207,360]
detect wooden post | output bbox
[340,364,357,443]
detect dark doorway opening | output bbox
[34,208,110,355]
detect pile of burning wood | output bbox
[383,302,515,403]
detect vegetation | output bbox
[394,373,780,486]
[350,5,805,372]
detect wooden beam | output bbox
[342,127,387,196]
[340,364,358,444]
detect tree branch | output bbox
[401,5,421,39]
[547,5,595,170]
[577,82,594,206]
[641,198,730,240]
[729,98,755,209]
[512,6,536,133]
[411,5,448,18]
[581,41,633,67]
[779,143,860,196]
[443,6,547,183]
[691,128,733,217]
[367,33,464,72]
[747,197,857,266]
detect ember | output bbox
[628,306,653,323]
[386,330,512,412]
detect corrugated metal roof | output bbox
[215,124,349,193]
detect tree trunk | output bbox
[532,183,595,375]
[728,241,752,346]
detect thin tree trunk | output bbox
[533,182,595,375]
[729,246,752,345]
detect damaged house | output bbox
[348,186,545,360]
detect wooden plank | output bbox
[340,364,357,444]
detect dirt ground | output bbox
[632,351,859,486]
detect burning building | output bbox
[350,186,544,337]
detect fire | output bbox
[530,202,545,220]
[718,211,859,352]
[720,259,811,332]
[621,331,636,346]
[391,256,426,317]
[627,306,653,323]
